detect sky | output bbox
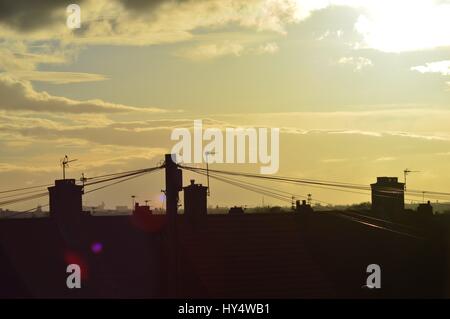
[0,0,450,209]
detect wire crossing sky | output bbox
[0,0,449,208]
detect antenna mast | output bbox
[403,168,420,191]
[205,151,216,196]
[61,155,78,180]
[307,193,312,205]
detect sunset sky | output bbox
[1,0,450,209]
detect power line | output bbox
[334,211,423,240]
[0,192,48,207]
[0,188,50,201]
[82,167,160,181]
[186,168,291,204]
[194,168,333,205]
[84,171,155,194]
[233,173,436,203]
[184,166,412,204]
[180,165,450,200]
[0,183,52,195]
[186,167,333,206]
[187,166,423,238]
[82,165,163,186]
[0,165,163,195]
[0,166,163,210]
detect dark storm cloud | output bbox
[0,0,85,31]
[118,0,166,11]
[118,0,192,12]
[0,0,190,32]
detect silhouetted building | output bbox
[1,153,448,299]
[131,202,160,232]
[48,179,83,217]
[371,177,404,217]
[229,206,245,214]
[418,201,433,216]
[134,202,153,216]
[183,180,207,220]
[269,206,282,213]
[47,179,86,247]
[296,200,314,214]
[1,175,448,298]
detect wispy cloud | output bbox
[338,56,373,71]
[386,131,450,141]
[328,129,381,137]
[1,0,448,53]
[254,42,279,55]
[4,71,108,84]
[411,60,450,76]
[374,156,396,162]
[0,75,169,114]
[321,158,348,163]
[0,0,299,44]
[175,40,279,61]
[175,41,245,61]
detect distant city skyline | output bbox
[1,1,450,209]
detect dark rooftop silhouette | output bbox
[0,154,449,298]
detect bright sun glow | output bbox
[295,0,450,52]
[354,0,450,52]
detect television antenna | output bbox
[403,168,420,191]
[205,151,216,196]
[60,155,78,179]
[307,194,312,205]
[131,195,136,208]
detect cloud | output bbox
[386,131,450,141]
[0,139,165,174]
[0,76,168,113]
[0,41,70,72]
[175,40,279,60]
[0,0,448,54]
[338,56,373,71]
[213,108,450,138]
[3,111,450,207]
[3,71,108,84]
[321,158,348,163]
[374,156,396,162]
[176,41,245,60]
[4,110,450,156]
[0,0,300,43]
[436,151,450,156]
[0,40,84,87]
[328,129,381,137]
[317,29,344,41]
[0,0,295,79]
[411,60,450,76]
[0,0,87,32]
[117,0,168,12]
[254,42,279,55]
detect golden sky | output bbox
[1,0,450,209]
